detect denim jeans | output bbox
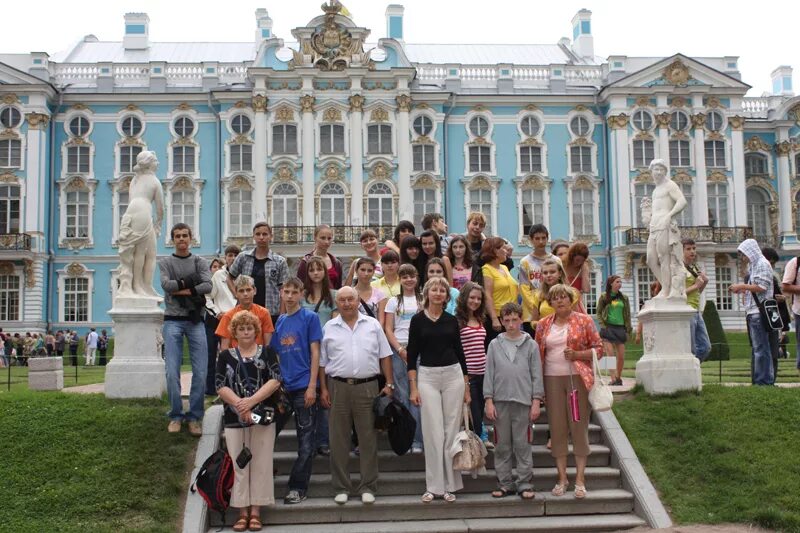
[690,312,711,362]
[163,319,208,421]
[391,350,423,448]
[287,389,318,493]
[746,314,775,386]
[315,406,330,448]
[468,374,486,437]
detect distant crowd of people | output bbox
[0,328,109,368]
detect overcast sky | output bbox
[4,0,797,97]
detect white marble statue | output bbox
[643,159,687,299]
[116,150,163,299]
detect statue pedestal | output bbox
[105,296,166,399]
[635,297,702,395]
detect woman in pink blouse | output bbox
[534,284,603,500]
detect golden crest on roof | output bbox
[292,0,371,72]
[664,60,691,86]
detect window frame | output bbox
[708,181,729,227]
[366,181,394,226]
[319,123,345,155]
[632,139,655,168]
[570,115,590,137]
[229,143,253,172]
[230,114,252,135]
[57,264,93,324]
[319,182,347,226]
[0,271,21,322]
[0,107,23,129]
[704,140,726,169]
[0,139,22,169]
[412,144,435,172]
[120,115,143,137]
[270,181,300,227]
[413,115,433,136]
[669,139,691,168]
[469,116,489,137]
[632,109,653,131]
[367,123,393,155]
[0,184,21,234]
[272,123,298,155]
[469,145,492,173]
[227,183,254,238]
[520,145,543,173]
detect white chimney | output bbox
[255,8,273,42]
[123,13,149,50]
[571,9,593,59]
[386,5,404,41]
[771,66,794,96]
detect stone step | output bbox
[274,466,622,497]
[215,490,635,526]
[211,513,646,533]
[272,445,611,475]
[281,409,558,429]
[273,423,603,452]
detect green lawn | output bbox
[615,385,800,532]
[0,389,197,533]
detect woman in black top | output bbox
[215,310,282,532]
[408,277,470,503]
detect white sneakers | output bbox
[361,493,375,504]
[334,493,348,505]
[334,493,376,504]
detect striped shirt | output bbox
[461,324,487,375]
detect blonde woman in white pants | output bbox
[408,277,470,503]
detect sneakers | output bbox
[316,445,330,457]
[361,492,375,504]
[284,490,306,504]
[334,493,348,505]
[411,446,423,455]
[188,421,202,437]
[167,420,182,433]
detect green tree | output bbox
[702,300,730,361]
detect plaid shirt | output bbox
[745,258,774,315]
[228,248,288,316]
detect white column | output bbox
[301,95,316,226]
[24,113,47,247]
[253,94,268,221]
[691,111,709,226]
[730,127,747,227]
[349,94,364,226]
[396,94,412,221]
[776,129,794,240]
[609,114,631,241]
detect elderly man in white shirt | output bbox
[320,286,394,505]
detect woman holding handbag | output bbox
[408,277,470,503]
[216,310,283,532]
[534,284,603,500]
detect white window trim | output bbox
[461,174,499,234]
[463,110,496,178]
[704,137,731,171]
[222,174,256,242]
[584,262,603,316]
[410,110,440,177]
[267,101,300,164]
[116,110,146,138]
[514,174,552,245]
[316,178,351,226]
[225,110,255,136]
[707,177,731,227]
[668,135,694,169]
[163,175,204,246]
[363,177,398,227]
[0,177,24,234]
[566,175,602,243]
[516,108,547,177]
[744,149,773,179]
[114,140,146,176]
[704,110,727,134]
[315,105,349,163]
[0,135,25,171]
[629,134,657,170]
[362,102,396,160]
[0,264,24,323]
[224,137,254,175]
[57,262,94,324]
[411,174,444,224]
[268,176,302,228]
[0,105,25,130]
[410,110,438,139]
[108,174,133,247]
[167,141,200,178]
[631,108,655,133]
[63,109,95,138]
[566,109,598,177]
[57,175,97,248]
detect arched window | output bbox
[367,182,393,226]
[320,183,345,226]
[745,153,768,178]
[0,184,20,233]
[746,187,771,238]
[271,182,298,227]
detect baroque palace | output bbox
[1,2,799,333]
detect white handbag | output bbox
[588,348,613,412]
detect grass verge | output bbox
[614,385,800,532]
[0,390,196,532]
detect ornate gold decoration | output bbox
[706,131,724,141]
[292,0,371,71]
[0,261,15,276]
[324,164,342,181]
[1,94,19,105]
[776,141,792,157]
[472,105,487,112]
[671,131,690,141]
[415,135,434,144]
[275,165,293,181]
[64,176,87,192]
[634,171,653,184]
[607,114,629,129]
[653,113,669,128]
[411,174,438,188]
[470,175,495,189]
[173,137,195,146]
[370,107,389,122]
[521,174,549,190]
[396,94,412,112]
[274,106,294,122]
[524,104,539,111]
[230,175,252,189]
[745,136,772,153]
[66,262,86,277]
[570,137,591,146]
[0,172,19,184]
[176,102,192,111]
[573,175,595,190]
[23,259,35,288]
[663,59,691,85]
[472,137,489,145]
[234,101,249,109]
[728,116,745,130]
[0,129,18,141]
[416,103,430,109]
[520,137,541,146]
[633,131,654,141]
[574,105,588,112]
[369,162,391,180]
[788,104,800,123]
[233,134,253,145]
[172,176,194,191]
[706,96,723,108]
[623,252,636,280]
[707,171,728,183]
[672,170,693,184]
[714,253,730,267]
[635,96,652,108]
[300,95,316,113]
[670,96,687,108]
[690,113,706,129]
[124,104,139,111]
[120,136,144,147]
[252,94,268,112]
[322,107,342,122]
[25,112,49,129]
[72,103,88,111]
[349,94,364,112]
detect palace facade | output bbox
[1,3,799,333]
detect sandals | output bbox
[248,515,263,531]
[421,491,435,503]
[551,481,568,497]
[519,489,536,500]
[491,488,515,498]
[443,492,456,503]
[233,517,248,532]
[574,484,587,499]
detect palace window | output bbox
[634,183,655,227]
[520,115,541,137]
[172,146,196,173]
[230,143,253,172]
[704,140,725,168]
[670,111,689,131]
[367,124,392,154]
[521,188,545,235]
[0,107,22,129]
[571,187,595,236]
[570,146,592,173]
[63,277,89,322]
[744,153,768,178]
[520,146,543,173]
[69,116,90,137]
[413,187,436,227]
[469,116,489,137]
[173,116,195,137]
[320,124,345,154]
[319,182,345,226]
[570,116,590,137]
[469,188,493,234]
[633,139,655,168]
[0,139,21,168]
[117,189,129,230]
[708,182,729,227]
[119,145,142,173]
[228,187,253,238]
[121,116,143,137]
[367,182,393,226]
[0,184,20,233]
[705,111,724,132]
[715,266,735,311]
[746,187,771,238]
[0,273,20,322]
[795,154,800,177]
[231,114,252,135]
[676,182,693,226]
[669,140,690,168]
[65,189,90,238]
[271,182,299,227]
[636,267,656,311]
[170,189,195,229]
[413,115,433,136]
[272,124,297,155]
[584,270,599,315]
[412,144,435,171]
[66,146,90,173]
[469,146,491,173]
[632,110,653,131]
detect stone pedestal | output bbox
[105,296,166,399]
[28,357,64,391]
[635,297,702,395]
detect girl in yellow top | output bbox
[528,258,581,330]
[481,237,519,345]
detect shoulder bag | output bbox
[587,348,613,412]
[452,406,486,472]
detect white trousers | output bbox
[85,347,96,365]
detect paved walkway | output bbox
[63,371,193,395]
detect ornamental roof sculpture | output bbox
[291,1,373,71]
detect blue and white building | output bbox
[1,2,799,333]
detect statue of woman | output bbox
[117,150,163,299]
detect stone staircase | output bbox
[197,407,669,533]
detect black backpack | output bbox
[190,449,234,526]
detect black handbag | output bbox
[753,292,784,331]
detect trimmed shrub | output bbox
[703,299,730,361]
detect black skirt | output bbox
[600,324,628,345]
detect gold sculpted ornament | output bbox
[664,60,691,86]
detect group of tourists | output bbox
[0,328,109,367]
